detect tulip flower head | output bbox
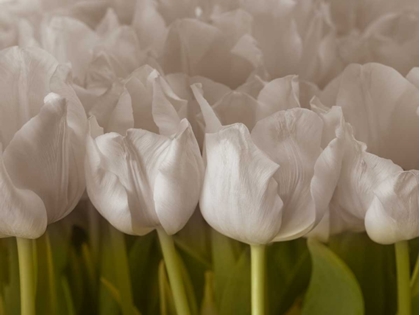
[85,70,204,236]
[0,46,87,239]
[192,83,343,245]
[313,63,419,244]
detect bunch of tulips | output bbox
[0,0,418,314]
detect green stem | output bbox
[157,228,191,315]
[251,244,266,315]
[109,225,134,315]
[395,241,411,315]
[17,238,36,315]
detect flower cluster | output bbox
[1,0,417,244]
[0,0,418,314]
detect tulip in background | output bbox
[0,47,87,315]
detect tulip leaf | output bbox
[266,238,311,314]
[302,239,364,315]
[128,232,160,315]
[329,233,397,315]
[219,247,251,315]
[61,276,75,315]
[100,277,142,315]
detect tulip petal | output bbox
[330,125,403,234]
[89,83,134,135]
[406,67,419,88]
[335,63,419,170]
[152,76,184,136]
[0,144,47,239]
[191,83,222,132]
[201,123,283,245]
[256,75,300,120]
[3,94,83,224]
[0,46,58,147]
[85,117,153,235]
[252,108,323,241]
[41,16,99,83]
[153,119,204,234]
[365,171,419,244]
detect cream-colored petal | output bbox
[41,16,99,83]
[153,119,204,234]
[85,117,153,236]
[201,123,283,245]
[256,75,300,120]
[89,83,134,135]
[406,67,419,88]
[365,171,419,244]
[252,108,323,241]
[0,46,58,148]
[0,144,47,239]
[191,83,222,132]
[330,125,403,234]
[335,63,419,170]
[3,94,84,224]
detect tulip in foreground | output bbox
[85,71,204,315]
[0,47,87,315]
[192,84,342,315]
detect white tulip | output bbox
[85,71,204,236]
[0,46,87,239]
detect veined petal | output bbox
[0,144,47,239]
[85,117,153,235]
[0,46,58,148]
[335,63,419,170]
[251,108,323,241]
[201,123,283,245]
[330,125,403,234]
[89,83,134,135]
[3,94,82,224]
[153,119,204,234]
[152,75,184,136]
[191,83,222,132]
[365,171,419,244]
[256,75,300,120]
[41,16,99,83]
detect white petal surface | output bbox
[251,109,323,241]
[0,144,47,239]
[365,171,419,244]
[3,94,84,224]
[0,46,58,147]
[201,123,283,245]
[334,63,419,170]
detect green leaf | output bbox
[219,247,251,315]
[100,277,142,315]
[4,238,19,315]
[266,239,311,315]
[302,239,364,315]
[128,232,160,315]
[329,232,397,315]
